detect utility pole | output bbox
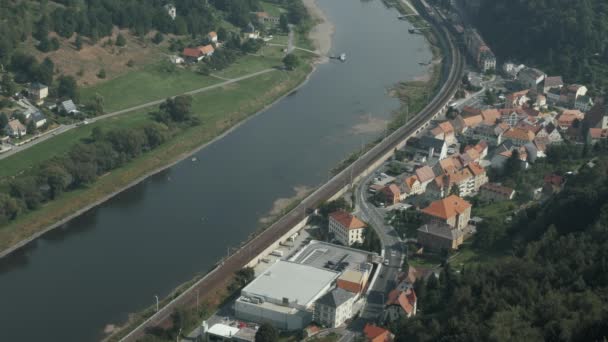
[154,295,159,312]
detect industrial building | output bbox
[235,241,379,330]
[235,261,340,330]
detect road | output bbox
[120,6,463,341]
[0,68,277,161]
[356,171,405,321]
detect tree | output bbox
[9,177,42,210]
[75,34,83,50]
[217,27,228,41]
[26,120,37,135]
[503,149,522,178]
[1,74,16,96]
[0,113,8,131]
[282,53,299,71]
[57,75,79,101]
[97,69,106,79]
[484,89,497,105]
[41,163,71,199]
[152,32,164,45]
[279,14,289,32]
[115,33,126,47]
[255,323,278,342]
[0,193,20,224]
[159,95,193,122]
[198,63,211,76]
[37,57,54,86]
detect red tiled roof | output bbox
[415,165,435,183]
[386,289,417,315]
[481,183,515,197]
[364,324,392,342]
[421,195,471,220]
[183,47,203,58]
[329,211,366,230]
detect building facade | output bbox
[329,211,366,246]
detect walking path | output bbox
[0,68,277,161]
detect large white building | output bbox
[235,261,340,330]
[328,211,366,246]
[313,288,355,328]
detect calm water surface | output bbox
[0,0,431,340]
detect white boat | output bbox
[339,53,346,61]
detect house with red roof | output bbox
[182,47,204,62]
[363,324,394,342]
[384,288,417,322]
[421,195,472,229]
[328,211,367,246]
[380,184,401,205]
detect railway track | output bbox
[120,7,464,342]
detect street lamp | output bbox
[154,295,159,312]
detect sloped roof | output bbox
[418,222,464,240]
[329,211,366,230]
[481,183,515,197]
[198,44,214,54]
[421,195,471,220]
[316,288,354,308]
[183,47,203,58]
[544,76,563,88]
[415,165,435,183]
[364,324,392,341]
[382,184,401,197]
[481,109,500,125]
[386,288,417,315]
[503,127,535,142]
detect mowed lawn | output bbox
[81,64,221,112]
[214,52,283,79]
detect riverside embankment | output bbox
[0,1,439,341]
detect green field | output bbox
[80,64,221,112]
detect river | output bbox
[0,1,431,341]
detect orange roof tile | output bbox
[329,211,366,230]
[386,289,417,315]
[503,127,535,142]
[438,121,454,134]
[364,324,392,342]
[481,109,500,125]
[198,44,214,54]
[208,31,217,38]
[421,195,471,220]
[462,114,483,127]
[467,162,485,176]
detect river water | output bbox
[0,1,431,341]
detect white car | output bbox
[383,259,389,266]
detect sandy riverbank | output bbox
[303,0,334,57]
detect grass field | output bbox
[260,1,285,17]
[0,59,312,252]
[80,63,221,112]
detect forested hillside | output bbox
[392,153,608,341]
[0,0,307,67]
[473,0,608,92]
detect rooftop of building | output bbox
[240,260,340,307]
[290,240,376,274]
[316,288,354,308]
[329,211,366,230]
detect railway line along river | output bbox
[0,0,432,341]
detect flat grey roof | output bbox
[291,241,375,273]
[241,261,339,306]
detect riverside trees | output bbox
[0,96,192,227]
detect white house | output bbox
[31,111,47,128]
[328,211,366,246]
[518,67,546,89]
[30,82,49,103]
[60,100,78,114]
[6,119,26,137]
[313,288,355,328]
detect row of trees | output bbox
[0,96,194,226]
[392,158,608,341]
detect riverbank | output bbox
[0,56,325,260]
[302,0,334,57]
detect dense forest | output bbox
[473,0,608,92]
[392,153,608,341]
